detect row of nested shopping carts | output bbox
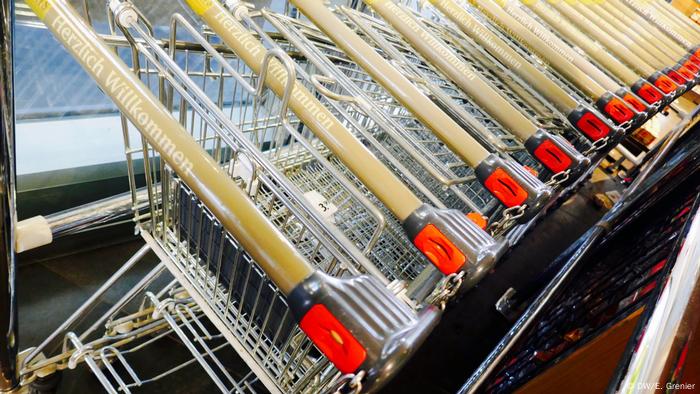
[15,0,700,392]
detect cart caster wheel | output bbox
[29,371,62,394]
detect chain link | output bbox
[582,136,610,156]
[488,204,527,236]
[545,169,571,188]
[330,370,366,394]
[427,272,465,310]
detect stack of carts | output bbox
[17,0,700,392]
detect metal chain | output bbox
[582,136,610,156]
[330,370,366,394]
[428,272,465,310]
[488,204,527,236]
[545,169,571,188]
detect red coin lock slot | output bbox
[666,70,687,85]
[603,97,635,124]
[533,139,573,174]
[683,61,699,74]
[575,111,610,141]
[689,55,700,66]
[484,168,529,207]
[299,304,367,374]
[635,83,663,104]
[653,75,678,94]
[413,224,466,275]
[621,94,647,113]
[677,66,695,80]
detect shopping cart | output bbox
[248,0,555,222]
[222,5,551,226]
[419,0,627,149]
[336,4,591,185]
[24,0,443,392]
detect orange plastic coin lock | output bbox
[653,75,678,94]
[621,94,647,113]
[467,212,488,230]
[413,224,466,275]
[666,70,687,85]
[574,111,611,141]
[635,83,663,104]
[484,168,529,207]
[603,97,635,124]
[299,304,367,374]
[533,139,573,174]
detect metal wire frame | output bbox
[256,10,502,217]
[335,7,544,167]
[441,1,599,110]
[107,6,450,392]
[411,7,594,152]
[18,244,262,394]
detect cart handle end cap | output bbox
[289,272,441,391]
[524,130,590,184]
[475,155,553,222]
[403,204,507,279]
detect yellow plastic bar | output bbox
[498,0,622,92]
[604,0,687,58]
[586,2,677,67]
[549,0,658,75]
[25,0,315,294]
[365,0,539,141]
[287,0,492,168]
[425,0,580,113]
[651,0,700,40]
[466,0,608,99]
[184,0,425,221]
[525,0,641,85]
[622,0,700,45]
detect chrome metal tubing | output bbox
[0,0,18,389]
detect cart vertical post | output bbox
[0,0,18,390]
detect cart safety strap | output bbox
[413,225,466,275]
[365,0,539,140]
[621,93,648,113]
[299,304,367,373]
[25,0,316,295]
[289,0,495,169]
[533,140,573,174]
[426,0,579,113]
[483,168,529,207]
[185,0,424,221]
[633,82,664,104]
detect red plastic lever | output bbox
[484,168,529,207]
[682,61,699,75]
[574,111,611,141]
[603,97,635,124]
[635,83,663,104]
[299,304,367,374]
[413,224,466,275]
[533,139,573,173]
